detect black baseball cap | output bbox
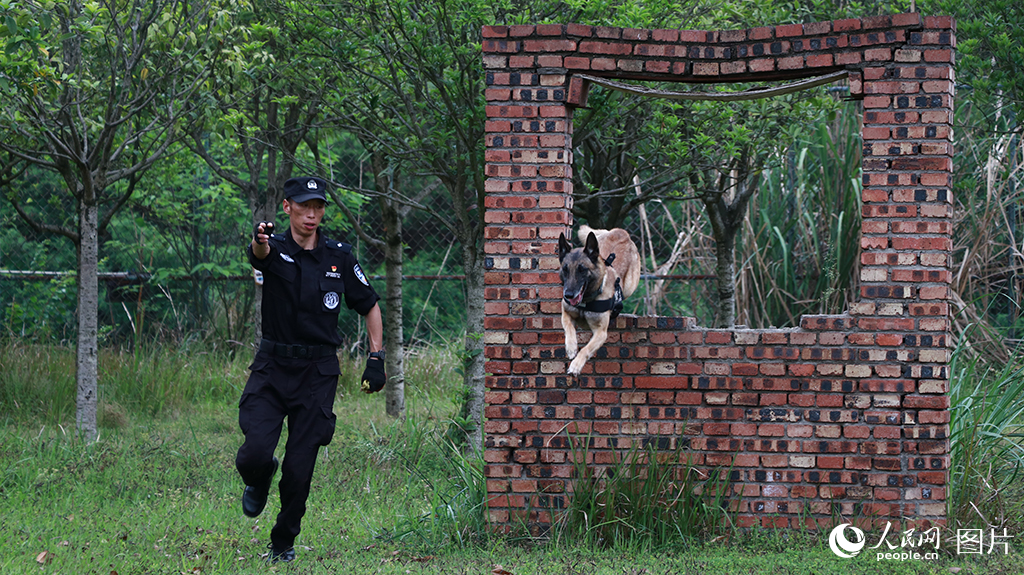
[284,177,329,204]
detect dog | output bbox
[558,225,641,376]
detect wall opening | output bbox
[567,70,863,329]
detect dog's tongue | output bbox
[567,290,584,307]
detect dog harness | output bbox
[581,277,624,319]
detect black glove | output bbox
[361,353,386,393]
[253,222,275,244]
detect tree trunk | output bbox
[701,163,758,328]
[381,199,405,418]
[252,193,278,346]
[712,233,737,328]
[459,251,486,456]
[76,199,99,441]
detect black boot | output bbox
[241,456,278,518]
[266,542,295,563]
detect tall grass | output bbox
[555,435,734,548]
[1,338,465,426]
[368,422,488,549]
[948,109,1023,359]
[0,341,248,425]
[948,341,1024,530]
[738,108,863,328]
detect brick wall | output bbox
[482,13,955,533]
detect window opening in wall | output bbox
[570,72,861,328]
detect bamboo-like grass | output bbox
[948,342,1024,530]
[737,109,863,328]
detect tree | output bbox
[301,0,496,451]
[316,147,438,419]
[183,1,328,344]
[923,0,1023,128]
[0,0,221,439]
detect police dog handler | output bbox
[236,176,386,563]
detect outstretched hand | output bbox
[253,222,275,244]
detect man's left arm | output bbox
[365,302,383,354]
[360,302,387,394]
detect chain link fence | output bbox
[0,151,470,352]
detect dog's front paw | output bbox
[568,356,586,376]
[565,342,577,360]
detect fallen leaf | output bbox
[949,569,962,574]
[362,544,377,551]
[36,551,51,565]
[58,541,70,547]
[492,566,513,575]
[412,555,435,562]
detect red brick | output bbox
[564,56,591,70]
[833,19,862,32]
[806,54,834,68]
[776,23,803,37]
[524,39,576,52]
[566,24,593,37]
[579,41,633,55]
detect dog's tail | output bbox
[577,224,611,244]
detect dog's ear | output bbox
[558,232,572,262]
[584,231,601,264]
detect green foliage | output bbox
[923,0,1024,126]
[556,435,734,548]
[367,422,488,549]
[948,340,1024,531]
[740,104,863,327]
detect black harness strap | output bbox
[581,277,624,319]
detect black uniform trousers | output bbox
[235,352,339,549]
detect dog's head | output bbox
[558,231,604,307]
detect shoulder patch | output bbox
[353,263,369,286]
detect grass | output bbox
[948,343,1024,530]
[556,435,734,548]
[2,343,1024,573]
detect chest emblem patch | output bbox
[323,291,340,310]
[353,263,369,286]
[279,253,295,263]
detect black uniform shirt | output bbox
[248,229,380,347]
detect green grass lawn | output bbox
[1,343,1023,574]
[1,398,1022,575]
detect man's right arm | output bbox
[250,222,273,261]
